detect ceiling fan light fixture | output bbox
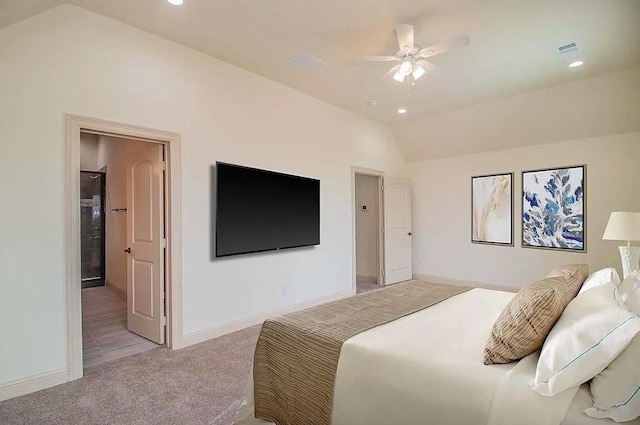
[412,65,426,80]
[359,24,469,85]
[393,70,406,82]
[399,60,413,76]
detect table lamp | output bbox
[603,212,640,278]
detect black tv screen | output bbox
[215,162,320,257]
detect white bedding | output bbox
[564,385,640,425]
[235,288,629,425]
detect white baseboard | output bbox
[0,368,68,402]
[183,289,354,347]
[413,273,519,293]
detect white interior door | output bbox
[126,143,165,344]
[384,177,413,285]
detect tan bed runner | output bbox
[253,280,470,425]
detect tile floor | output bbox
[82,286,160,367]
[356,279,380,293]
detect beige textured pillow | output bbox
[483,264,588,365]
[546,263,590,284]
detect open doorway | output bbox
[65,115,183,382]
[79,132,166,366]
[353,169,385,294]
[352,168,413,293]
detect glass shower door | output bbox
[80,171,106,288]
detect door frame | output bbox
[351,166,385,293]
[65,114,184,382]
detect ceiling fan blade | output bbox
[383,64,401,79]
[395,24,415,52]
[417,35,471,59]
[358,55,400,62]
[416,60,441,77]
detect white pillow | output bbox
[531,283,640,396]
[619,270,640,313]
[579,267,621,295]
[585,334,640,422]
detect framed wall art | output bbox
[522,165,586,251]
[472,172,513,246]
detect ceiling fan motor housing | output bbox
[397,44,421,59]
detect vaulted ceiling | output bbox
[2,0,639,158]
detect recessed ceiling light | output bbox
[569,60,584,68]
[366,100,378,107]
[397,107,407,114]
[166,0,184,5]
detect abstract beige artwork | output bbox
[472,173,513,245]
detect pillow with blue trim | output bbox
[584,271,640,422]
[531,283,640,397]
[585,335,640,422]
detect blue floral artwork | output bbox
[522,166,585,251]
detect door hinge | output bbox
[161,238,167,248]
[161,316,167,327]
[161,161,167,171]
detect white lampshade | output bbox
[602,212,640,242]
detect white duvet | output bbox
[235,288,617,425]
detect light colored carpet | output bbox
[0,325,261,425]
[1,286,380,425]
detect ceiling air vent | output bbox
[556,42,580,59]
[290,53,328,72]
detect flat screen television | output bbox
[215,162,320,257]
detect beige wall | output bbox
[408,132,640,288]
[80,132,99,171]
[0,5,406,387]
[355,174,379,282]
[96,136,158,300]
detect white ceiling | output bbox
[1,0,639,128]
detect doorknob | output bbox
[124,247,131,253]
[408,232,412,236]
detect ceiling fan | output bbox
[359,24,470,83]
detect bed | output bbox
[235,282,640,425]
